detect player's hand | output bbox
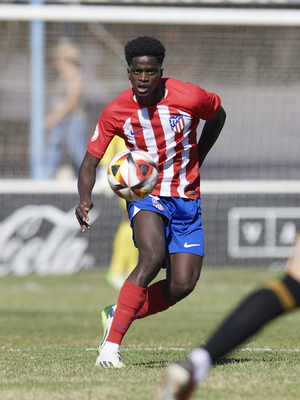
[75,201,93,233]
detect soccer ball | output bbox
[107,149,159,201]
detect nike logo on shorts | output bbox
[184,242,201,248]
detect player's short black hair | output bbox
[124,36,166,67]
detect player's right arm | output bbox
[75,151,101,232]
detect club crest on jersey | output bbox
[169,115,185,133]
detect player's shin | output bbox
[106,279,147,344]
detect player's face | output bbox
[127,56,164,106]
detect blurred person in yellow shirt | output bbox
[97,136,138,290]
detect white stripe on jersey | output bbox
[123,118,136,148]
[138,107,159,163]
[177,151,191,197]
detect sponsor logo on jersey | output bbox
[169,115,185,133]
[130,128,144,136]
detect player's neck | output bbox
[136,80,165,107]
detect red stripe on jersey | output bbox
[170,134,182,197]
[183,117,200,196]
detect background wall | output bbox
[0,4,299,273]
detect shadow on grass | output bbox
[132,360,169,368]
[133,357,253,369]
[215,357,251,365]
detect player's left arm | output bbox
[197,106,226,168]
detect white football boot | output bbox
[95,304,125,368]
[95,347,125,368]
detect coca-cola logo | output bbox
[0,204,99,276]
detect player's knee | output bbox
[139,248,165,270]
[170,279,197,303]
[133,250,165,285]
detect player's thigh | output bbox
[132,210,166,261]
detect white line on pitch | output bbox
[85,347,186,351]
[84,347,300,353]
[240,348,300,352]
[5,347,300,353]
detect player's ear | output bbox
[127,67,130,79]
[160,68,163,78]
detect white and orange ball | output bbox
[107,149,159,201]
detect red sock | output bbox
[136,280,172,319]
[107,279,147,345]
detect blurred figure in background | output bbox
[97,135,138,290]
[44,37,87,179]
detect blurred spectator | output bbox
[44,37,87,179]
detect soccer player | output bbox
[156,235,300,400]
[75,36,226,368]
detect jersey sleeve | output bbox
[184,81,221,121]
[87,105,119,160]
[199,89,221,121]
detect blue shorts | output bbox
[126,195,204,257]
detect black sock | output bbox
[204,274,300,363]
[282,274,300,306]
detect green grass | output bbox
[1,268,300,399]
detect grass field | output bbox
[1,268,300,400]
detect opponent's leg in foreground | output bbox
[156,236,300,400]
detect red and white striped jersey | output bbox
[88,78,221,199]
